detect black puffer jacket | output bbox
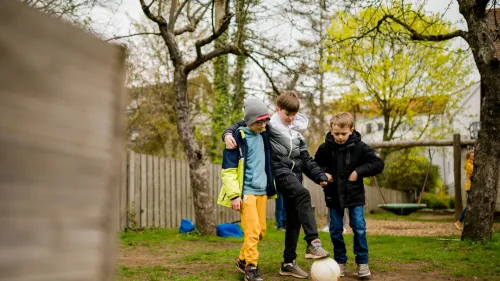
[314,131,384,209]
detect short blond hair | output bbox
[276,91,300,112]
[330,112,354,129]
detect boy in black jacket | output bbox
[314,112,384,278]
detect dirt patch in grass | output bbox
[316,215,498,237]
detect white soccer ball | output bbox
[310,258,341,281]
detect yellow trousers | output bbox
[239,194,268,266]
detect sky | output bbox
[94,0,467,40]
[90,0,480,88]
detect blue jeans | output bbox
[329,206,368,264]
[275,191,286,228]
[459,207,466,222]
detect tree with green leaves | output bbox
[334,0,499,241]
[135,0,250,235]
[323,2,473,144]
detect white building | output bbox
[355,81,481,192]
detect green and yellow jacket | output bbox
[217,126,277,208]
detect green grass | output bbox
[117,221,500,280]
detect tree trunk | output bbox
[174,67,216,235]
[460,1,500,241]
[231,0,246,123]
[462,65,500,241]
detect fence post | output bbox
[454,134,463,219]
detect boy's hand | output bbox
[224,134,238,149]
[348,171,358,181]
[319,181,328,188]
[231,197,241,211]
[325,173,334,182]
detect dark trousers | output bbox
[276,174,318,263]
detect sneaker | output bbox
[338,263,346,277]
[305,238,330,259]
[278,227,286,232]
[236,258,246,273]
[454,221,463,230]
[245,265,264,281]
[357,263,371,278]
[279,261,308,279]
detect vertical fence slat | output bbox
[171,158,177,228]
[153,156,160,228]
[186,161,190,221]
[147,155,153,228]
[181,160,187,220]
[159,157,165,228]
[166,159,172,228]
[119,150,127,230]
[175,159,182,227]
[140,154,147,228]
[133,152,141,229]
[128,151,135,229]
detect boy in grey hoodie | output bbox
[223,92,330,279]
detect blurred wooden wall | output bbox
[0,1,126,280]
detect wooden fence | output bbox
[117,150,410,230]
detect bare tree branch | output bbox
[168,0,178,30]
[174,0,190,24]
[192,13,233,61]
[105,32,161,41]
[246,54,281,97]
[185,45,241,73]
[174,2,211,35]
[139,0,164,24]
[384,14,469,42]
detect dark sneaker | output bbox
[245,265,264,281]
[236,258,246,273]
[279,261,308,279]
[357,263,371,278]
[305,238,330,259]
[339,263,346,277]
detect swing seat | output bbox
[378,203,427,216]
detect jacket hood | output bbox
[270,112,309,132]
[325,130,361,149]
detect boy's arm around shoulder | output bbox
[221,120,246,141]
[354,142,385,178]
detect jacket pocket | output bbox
[345,180,365,206]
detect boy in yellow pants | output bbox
[217,98,277,281]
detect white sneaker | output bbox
[321,225,329,233]
[357,263,371,278]
[338,263,346,277]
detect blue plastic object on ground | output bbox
[216,223,243,238]
[179,218,196,233]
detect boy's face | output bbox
[330,124,354,144]
[276,106,296,125]
[248,120,267,134]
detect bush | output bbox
[377,148,441,192]
[420,193,450,209]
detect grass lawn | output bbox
[117,217,500,281]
